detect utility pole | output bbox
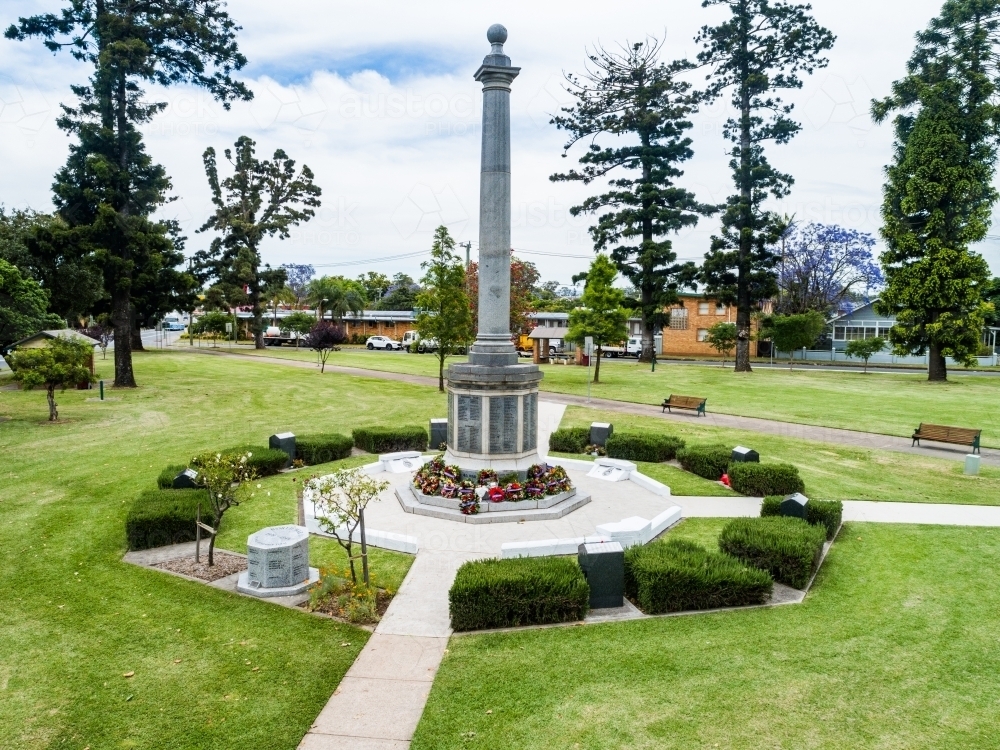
[461,241,472,269]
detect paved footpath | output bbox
[174,347,999,466]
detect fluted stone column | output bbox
[444,24,543,476]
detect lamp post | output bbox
[318,298,328,321]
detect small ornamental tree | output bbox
[83,315,114,360]
[8,337,95,421]
[566,254,628,384]
[416,226,474,391]
[760,311,826,369]
[308,468,390,585]
[283,311,316,348]
[191,311,231,346]
[193,451,257,566]
[309,320,346,373]
[844,336,885,373]
[706,321,738,367]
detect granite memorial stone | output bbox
[589,422,613,447]
[731,446,759,463]
[269,432,296,467]
[246,525,310,589]
[172,468,200,489]
[780,492,809,519]
[429,419,449,451]
[578,540,624,608]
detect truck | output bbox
[401,330,469,354]
[595,337,643,358]
[263,326,303,346]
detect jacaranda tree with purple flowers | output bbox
[776,223,883,316]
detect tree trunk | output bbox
[594,346,602,383]
[438,352,445,392]
[207,528,217,566]
[131,327,144,351]
[250,278,265,350]
[734,12,754,374]
[47,385,57,421]
[359,508,370,587]
[112,288,137,387]
[928,341,948,381]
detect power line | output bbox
[310,249,429,268]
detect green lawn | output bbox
[0,352,442,749]
[208,343,1000,446]
[413,522,1000,749]
[559,406,1000,505]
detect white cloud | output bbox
[3,0,998,282]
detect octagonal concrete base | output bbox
[236,567,319,598]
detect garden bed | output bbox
[411,487,577,512]
[152,551,247,582]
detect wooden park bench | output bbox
[661,394,707,417]
[912,423,981,454]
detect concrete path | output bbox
[169,346,999,466]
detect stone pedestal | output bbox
[238,525,316,597]
[269,432,296,467]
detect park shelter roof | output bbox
[10,329,99,350]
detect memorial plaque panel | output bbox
[522,393,537,451]
[246,525,310,588]
[489,396,518,454]
[457,395,482,453]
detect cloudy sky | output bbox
[3,0,997,289]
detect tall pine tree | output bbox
[7,1,251,386]
[696,0,835,371]
[872,0,999,381]
[551,38,714,362]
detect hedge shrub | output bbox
[727,462,804,496]
[676,444,732,480]
[126,489,208,550]
[548,427,590,454]
[449,557,590,631]
[157,464,187,489]
[718,516,826,589]
[296,433,354,465]
[761,496,843,540]
[606,432,685,462]
[625,538,773,614]
[192,445,289,477]
[352,426,428,453]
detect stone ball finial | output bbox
[487,24,508,45]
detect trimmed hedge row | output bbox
[449,557,590,631]
[191,444,289,477]
[718,516,826,589]
[548,427,590,454]
[606,432,685,462]
[625,538,773,614]
[126,489,207,550]
[352,426,428,454]
[296,433,354,465]
[157,464,187,490]
[727,462,804,497]
[677,444,732,480]
[761,496,843,540]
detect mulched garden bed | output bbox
[153,551,247,582]
[305,588,394,621]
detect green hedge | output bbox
[548,427,590,454]
[296,433,354,465]
[449,557,590,631]
[761,496,843,540]
[606,432,685,462]
[126,489,208,550]
[727,462,804,496]
[676,444,732,480]
[718,516,827,589]
[352,426,428,454]
[625,538,773,614]
[157,464,187,490]
[192,445,289,477]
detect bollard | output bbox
[99,380,104,401]
[965,454,981,476]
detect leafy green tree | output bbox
[282,310,316,347]
[128,222,197,350]
[844,336,885,373]
[7,0,252,387]
[191,310,231,346]
[871,1,1000,381]
[191,451,256,566]
[706,321,738,367]
[759,311,826,369]
[566,254,628,383]
[983,277,1000,328]
[199,136,319,349]
[416,226,474,391]
[376,273,420,311]
[0,259,64,349]
[695,0,835,372]
[357,271,391,304]
[551,38,713,363]
[8,337,95,421]
[307,275,366,321]
[0,208,104,324]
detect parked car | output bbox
[366,335,402,351]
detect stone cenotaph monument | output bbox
[444,25,543,476]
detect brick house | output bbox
[653,293,737,356]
